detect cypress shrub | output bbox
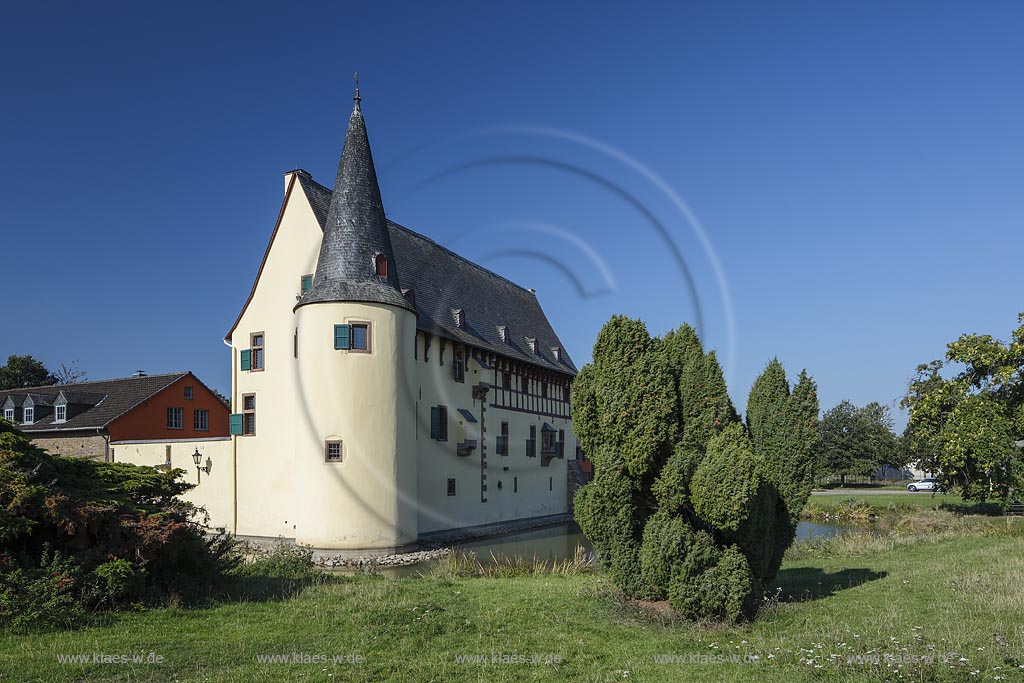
[573,317,820,622]
[669,545,756,622]
[639,509,693,599]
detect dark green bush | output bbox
[234,543,318,580]
[572,317,819,622]
[574,464,654,599]
[690,424,762,533]
[650,443,701,515]
[0,546,83,631]
[85,559,142,607]
[639,509,692,599]
[0,420,234,630]
[669,545,755,623]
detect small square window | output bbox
[351,323,370,351]
[325,440,343,463]
[184,386,193,400]
[447,478,456,496]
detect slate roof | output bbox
[0,372,189,433]
[296,97,413,313]
[296,173,577,374]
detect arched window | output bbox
[375,254,388,277]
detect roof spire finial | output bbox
[353,71,361,112]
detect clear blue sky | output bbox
[3,2,1022,429]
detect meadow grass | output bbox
[2,517,1022,682]
[808,492,970,510]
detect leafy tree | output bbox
[0,355,56,390]
[902,313,1024,502]
[820,400,898,483]
[573,316,819,622]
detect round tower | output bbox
[293,83,418,551]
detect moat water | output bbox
[340,520,848,578]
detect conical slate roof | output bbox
[296,92,413,312]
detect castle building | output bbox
[211,87,579,551]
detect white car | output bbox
[907,478,941,492]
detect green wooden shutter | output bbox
[240,349,251,371]
[430,406,440,440]
[334,324,351,350]
[301,274,313,293]
[229,414,244,435]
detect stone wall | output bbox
[30,433,107,460]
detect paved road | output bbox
[812,488,915,495]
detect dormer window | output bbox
[452,308,465,329]
[551,347,561,361]
[375,254,388,277]
[402,288,415,309]
[3,407,13,422]
[23,406,34,425]
[55,404,67,423]
[526,337,538,354]
[497,325,508,343]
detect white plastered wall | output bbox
[413,331,573,534]
[112,438,234,529]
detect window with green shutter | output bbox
[240,349,251,371]
[229,414,244,435]
[430,405,448,441]
[334,324,351,350]
[300,274,313,293]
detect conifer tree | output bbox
[573,318,820,621]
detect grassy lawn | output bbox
[2,522,1023,682]
[808,492,968,510]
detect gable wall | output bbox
[229,174,324,539]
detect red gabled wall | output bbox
[107,373,229,442]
